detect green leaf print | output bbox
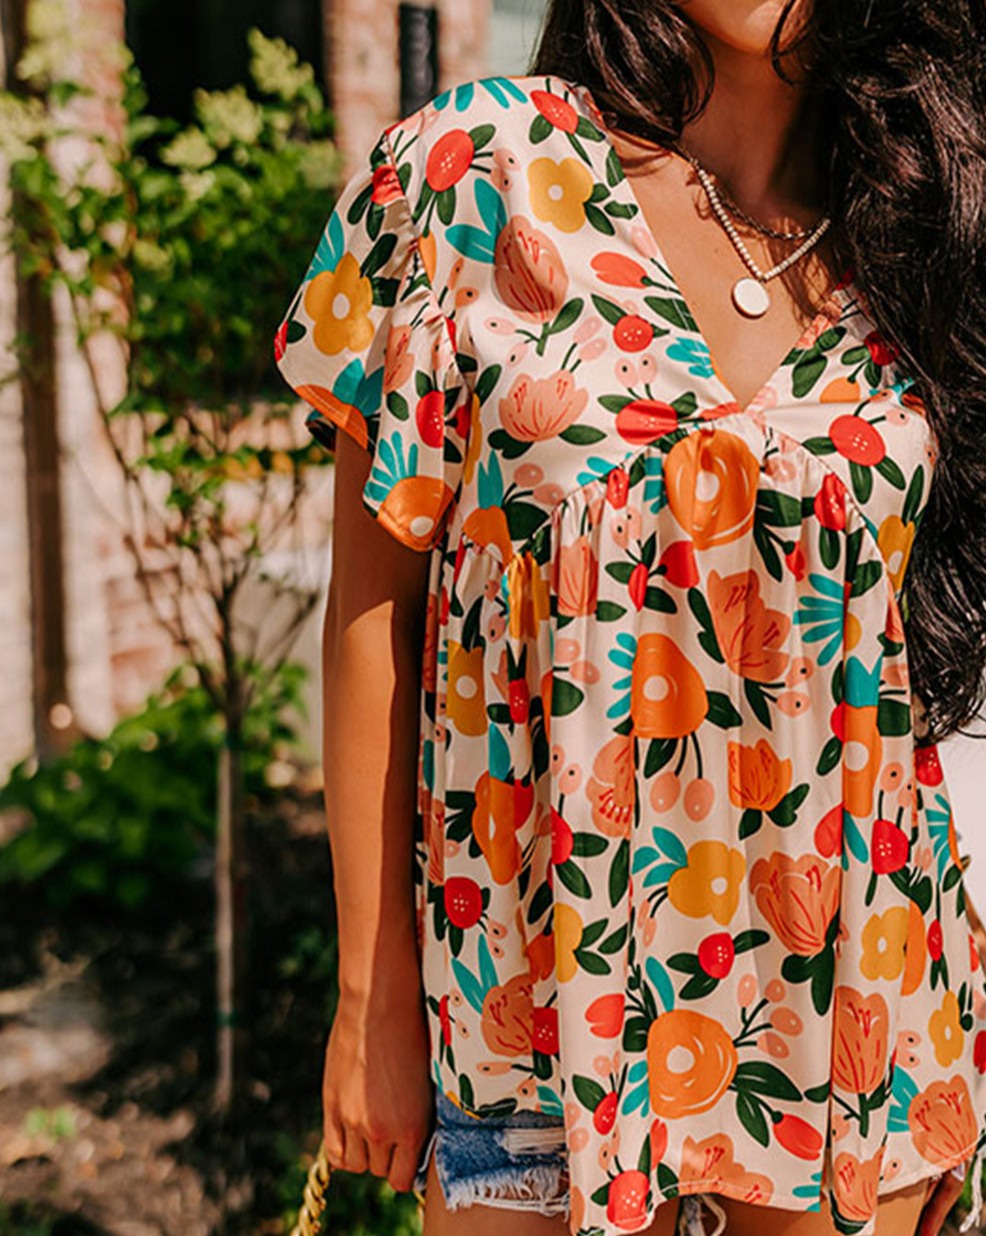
[733,1061,802,1101]
[556,859,592,898]
[642,294,699,333]
[550,678,585,717]
[705,690,743,729]
[584,201,616,235]
[877,698,912,736]
[791,350,827,397]
[560,424,608,445]
[875,455,906,488]
[573,1074,607,1110]
[609,839,630,907]
[849,460,873,502]
[735,1091,771,1147]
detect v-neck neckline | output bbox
[555,75,857,416]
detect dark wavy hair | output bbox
[528,0,986,745]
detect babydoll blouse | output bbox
[274,72,986,1236]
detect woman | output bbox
[272,2,986,1235]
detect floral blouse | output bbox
[274,72,986,1236]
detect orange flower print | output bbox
[492,216,569,322]
[589,251,649,288]
[553,535,598,617]
[909,1076,979,1166]
[832,1149,882,1223]
[668,841,746,926]
[664,428,760,549]
[447,640,487,736]
[481,972,533,1056]
[678,1133,773,1203]
[472,770,528,884]
[586,733,635,838]
[832,986,889,1096]
[499,369,589,441]
[929,991,965,1068]
[859,906,909,982]
[877,513,917,594]
[630,633,708,737]
[507,549,551,637]
[749,852,840,956]
[527,156,594,232]
[647,1010,739,1119]
[304,252,374,356]
[707,568,791,682]
[727,738,793,811]
[843,703,882,819]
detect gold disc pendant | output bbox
[732,277,770,318]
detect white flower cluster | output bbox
[297,140,345,191]
[0,94,49,162]
[194,84,263,149]
[160,128,216,171]
[247,28,317,104]
[16,0,74,86]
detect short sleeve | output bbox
[273,123,471,552]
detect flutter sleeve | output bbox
[273,122,471,552]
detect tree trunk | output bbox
[215,727,249,1114]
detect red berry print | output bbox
[828,414,886,465]
[426,130,475,191]
[416,390,445,448]
[551,807,574,866]
[864,329,898,366]
[615,399,679,445]
[533,1006,559,1054]
[628,561,649,611]
[813,471,847,530]
[607,1170,650,1231]
[773,1112,824,1160]
[927,919,943,962]
[613,314,654,352]
[509,677,530,723]
[914,744,944,786]
[606,466,629,509]
[974,1030,986,1074]
[697,932,735,980]
[444,876,483,928]
[530,89,579,133]
[371,162,403,206]
[593,1091,619,1135]
[658,540,699,588]
[871,819,910,875]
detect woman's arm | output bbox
[319,429,434,1193]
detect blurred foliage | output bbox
[273,1131,423,1236]
[0,658,307,913]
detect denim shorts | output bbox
[411,1088,716,1234]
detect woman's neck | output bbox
[678,30,827,223]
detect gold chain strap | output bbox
[290,1144,333,1236]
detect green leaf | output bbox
[560,423,607,445]
[571,832,608,858]
[595,600,628,621]
[744,679,771,729]
[609,839,630,907]
[705,690,742,729]
[550,678,584,717]
[573,1074,607,1111]
[791,350,827,397]
[735,1091,770,1146]
[733,1061,802,1101]
[738,809,762,840]
[642,295,698,332]
[556,860,592,898]
[878,698,912,737]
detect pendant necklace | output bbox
[677,146,832,320]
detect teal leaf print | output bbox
[664,337,715,378]
[645,956,676,1014]
[364,429,418,505]
[452,958,488,1013]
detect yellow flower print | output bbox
[507,550,551,639]
[877,513,917,594]
[554,903,584,982]
[304,252,374,355]
[860,906,909,981]
[667,840,746,926]
[527,156,594,233]
[447,640,487,736]
[928,990,964,1067]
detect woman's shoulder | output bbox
[381,72,590,220]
